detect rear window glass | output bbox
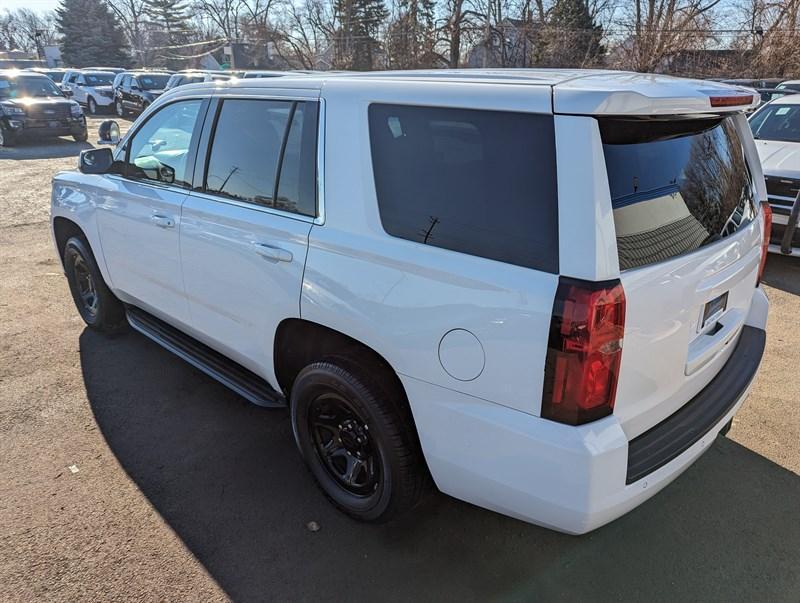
[601,116,756,271]
[368,104,559,273]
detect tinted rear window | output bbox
[368,104,558,273]
[600,116,756,271]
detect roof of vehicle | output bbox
[778,80,800,86]
[0,69,48,78]
[80,70,116,76]
[166,68,761,115]
[760,93,800,105]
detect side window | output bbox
[367,104,559,273]
[130,77,139,90]
[125,100,203,187]
[204,98,318,216]
[275,102,318,216]
[76,75,85,85]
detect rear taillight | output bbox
[757,201,772,285]
[541,277,626,426]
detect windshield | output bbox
[137,74,170,90]
[750,104,800,143]
[0,76,64,99]
[45,71,64,83]
[777,83,800,92]
[84,73,114,86]
[601,116,756,271]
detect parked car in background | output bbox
[0,70,87,146]
[750,96,800,256]
[239,70,287,79]
[27,67,67,84]
[164,71,232,90]
[61,70,116,114]
[776,80,800,92]
[756,88,799,106]
[52,71,769,533]
[113,71,171,117]
[84,66,125,74]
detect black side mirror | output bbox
[63,89,74,98]
[79,148,114,174]
[97,120,121,145]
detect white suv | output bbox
[51,70,770,533]
[61,69,116,114]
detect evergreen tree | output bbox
[333,0,388,70]
[545,0,603,67]
[56,0,130,67]
[144,0,191,69]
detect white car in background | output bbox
[61,70,116,115]
[750,95,800,255]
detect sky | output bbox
[3,0,61,11]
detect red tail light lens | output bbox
[757,201,772,285]
[541,277,626,426]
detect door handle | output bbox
[251,241,293,263]
[151,214,175,229]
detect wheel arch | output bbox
[274,317,428,470]
[53,216,87,267]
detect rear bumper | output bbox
[404,301,767,534]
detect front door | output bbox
[97,97,208,326]
[180,96,319,387]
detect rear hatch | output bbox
[599,114,762,438]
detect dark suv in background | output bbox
[0,70,87,147]
[113,71,171,117]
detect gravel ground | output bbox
[1,117,799,602]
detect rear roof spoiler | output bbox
[553,73,760,115]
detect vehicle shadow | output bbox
[763,253,800,296]
[80,328,800,602]
[0,138,92,160]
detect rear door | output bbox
[179,93,319,387]
[596,114,763,438]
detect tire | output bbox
[87,97,98,115]
[291,357,428,522]
[141,101,150,113]
[115,99,125,117]
[0,125,16,147]
[63,236,126,333]
[73,128,88,143]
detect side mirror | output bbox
[97,120,121,145]
[63,89,74,98]
[79,148,114,174]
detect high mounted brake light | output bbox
[541,277,626,426]
[709,95,755,108]
[758,201,772,285]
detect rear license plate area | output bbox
[702,292,728,331]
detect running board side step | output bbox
[126,305,287,408]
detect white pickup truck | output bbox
[51,70,769,533]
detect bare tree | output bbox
[613,0,722,72]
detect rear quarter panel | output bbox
[301,80,558,415]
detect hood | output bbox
[145,89,165,97]
[755,139,800,178]
[1,97,73,108]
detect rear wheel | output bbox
[73,128,88,143]
[63,236,125,333]
[290,358,427,522]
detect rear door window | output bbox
[203,99,318,216]
[368,104,559,273]
[600,116,756,271]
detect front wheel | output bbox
[0,125,16,147]
[87,97,98,115]
[63,236,126,333]
[115,99,125,117]
[291,358,428,522]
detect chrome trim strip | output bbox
[187,190,316,224]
